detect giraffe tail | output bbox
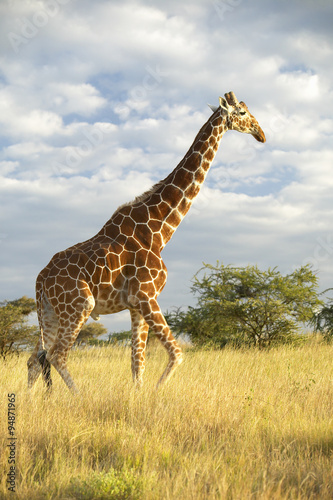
[36,275,46,349]
[37,346,52,390]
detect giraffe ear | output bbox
[207,103,218,113]
[219,96,229,111]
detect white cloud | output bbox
[0,160,19,175]
[277,71,320,102]
[0,86,63,138]
[47,82,107,116]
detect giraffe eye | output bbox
[239,111,246,116]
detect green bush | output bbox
[67,469,144,500]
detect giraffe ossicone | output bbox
[27,92,266,393]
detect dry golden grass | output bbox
[1,340,333,499]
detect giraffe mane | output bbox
[117,179,165,210]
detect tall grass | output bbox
[1,340,333,499]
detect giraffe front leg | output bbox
[130,309,149,387]
[139,297,183,387]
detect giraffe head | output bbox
[219,91,266,143]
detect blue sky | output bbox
[1,0,333,332]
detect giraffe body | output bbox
[28,92,265,392]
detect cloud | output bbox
[1,0,333,333]
[46,82,106,116]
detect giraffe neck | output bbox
[103,108,227,249]
[146,108,227,247]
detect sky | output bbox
[1,0,333,333]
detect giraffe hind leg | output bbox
[46,291,95,393]
[37,350,52,390]
[27,338,44,389]
[35,280,95,393]
[27,292,58,390]
[46,342,79,393]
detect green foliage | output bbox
[0,296,38,359]
[67,469,144,499]
[167,263,322,349]
[76,321,108,345]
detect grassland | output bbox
[1,340,333,499]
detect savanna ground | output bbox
[1,340,333,499]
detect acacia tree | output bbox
[167,263,322,348]
[0,296,38,359]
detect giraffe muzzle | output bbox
[253,127,266,143]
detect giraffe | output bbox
[27,91,265,393]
